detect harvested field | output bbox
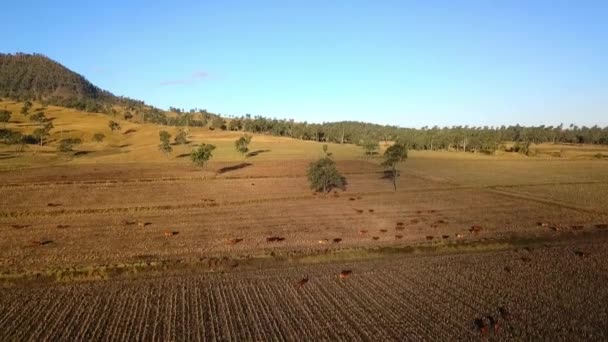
[1,237,607,341]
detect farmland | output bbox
[2,101,608,339]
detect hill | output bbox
[0,53,144,113]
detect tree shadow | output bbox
[380,170,400,179]
[123,129,137,134]
[74,151,92,156]
[0,154,16,160]
[218,163,252,174]
[246,149,271,157]
[176,153,191,158]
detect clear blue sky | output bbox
[3,1,607,127]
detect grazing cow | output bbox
[227,238,243,245]
[164,231,178,237]
[333,238,342,243]
[498,307,511,321]
[318,239,329,244]
[474,318,488,336]
[372,236,379,240]
[266,236,285,242]
[295,277,309,288]
[442,235,450,239]
[574,250,587,258]
[426,235,434,240]
[469,225,482,234]
[396,222,404,226]
[358,230,368,235]
[355,209,364,214]
[395,235,403,239]
[379,229,387,233]
[339,270,352,279]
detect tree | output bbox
[108,120,121,133]
[174,129,188,145]
[92,133,105,143]
[211,117,226,130]
[158,130,172,155]
[33,125,52,147]
[21,101,32,114]
[190,143,216,168]
[382,143,408,191]
[322,144,329,156]
[58,138,82,152]
[307,157,345,193]
[361,140,379,156]
[29,112,47,123]
[235,134,252,157]
[0,110,10,127]
[124,111,133,120]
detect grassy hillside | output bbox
[0,99,365,170]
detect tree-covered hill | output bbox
[0,53,144,113]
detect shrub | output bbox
[307,157,345,192]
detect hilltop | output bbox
[0,53,146,113]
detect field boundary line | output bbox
[485,187,608,216]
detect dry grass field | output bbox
[2,101,608,339]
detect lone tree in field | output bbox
[190,143,216,168]
[0,110,10,127]
[382,143,408,191]
[174,128,188,145]
[235,134,252,158]
[92,132,105,143]
[307,157,345,193]
[108,120,121,133]
[158,130,172,155]
[29,112,47,123]
[58,138,82,152]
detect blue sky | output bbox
[3,1,607,127]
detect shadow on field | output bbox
[247,149,271,157]
[380,170,400,179]
[218,163,252,174]
[74,151,92,156]
[176,153,191,158]
[0,154,16,160]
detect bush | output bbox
[307,157,345,192]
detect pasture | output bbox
[1,101,608,339]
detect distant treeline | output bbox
[158,113,608,152]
